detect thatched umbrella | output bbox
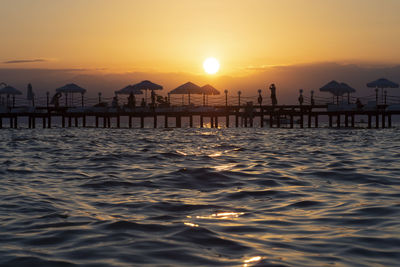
[132,80,163,103]
[0,85,22,107]
[56,83,87,107]
[201,84,220,106]
[169,82,202,105]
[367,78,399,104]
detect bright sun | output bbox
[203,57,220,74]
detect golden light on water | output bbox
[243,256,262,267]
[196,212,244,220]
[184,222,199,227]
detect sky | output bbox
[1,0,400,75]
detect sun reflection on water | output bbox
[194,212,244,220]
[243,256,262,266]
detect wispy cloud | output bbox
[3,59,48,64]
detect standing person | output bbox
[269,84,277,106]
[127,92,135,108]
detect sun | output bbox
[203,57,220,74]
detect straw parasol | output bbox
[170,82,202,105]
[132,80,163,103]
[55,83,87,107]
[0,85,22,107]
[201,84,220,106]
[115,85,143,95]
[367,78,399,104]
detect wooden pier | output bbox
[0,105,398,129]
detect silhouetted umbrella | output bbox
[340,82,356,104]
[132,80,163,103]
[201,84,220,106]
[170,82,202,105]
[367,78,399,104]
[320,80,344,104]
[55,83,87,107]
[0,85,22,107]
[115,85,143,95]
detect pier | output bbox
[0,104,398,129]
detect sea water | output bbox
[0,127,400,266]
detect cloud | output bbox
[3,59,48,64]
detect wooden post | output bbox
[0,117,2,129]
[244,116,248,128]
[29,116,32,128]
[388,114,392,128]
[345,114,349,127]
[176,116,181,128]
[290,114,294,128]
[117,115,120,128]
[337,114,340,128]
[14,116,17,129]
[210,117,214,128]
[200,115,203,128]
[141,116,144,128]
[300,113,304,128]
[48,115,52,128]
[107,117,111,128]
[375,113,379,129]
[43,117,46,128]
[164,115,168,128]
[226,115,229,128]
[82,115,86,127]
[276,113,281,128]
[68,116,72,127]
[129,116,132,128]
[382,112,385,128]
[308,112,312,128]
[329,115,332,128]
[189,115,193,128]
[250,116,253,127]
[260,109,264,128]
[315,114,318,128]
[32,116,36,128]
[351,114,355,128]
[75,116,78,127]
[368,114,372,129]
[269,113,273,128]
[9,117,13,128]
[154,115,157,128]
[215,116,219,128]
[95,116,99,128]
[235,113,239,128]
[103,116,106,128]
[62,116,65,128]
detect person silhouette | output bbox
[269,84,277,106]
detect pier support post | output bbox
[176,116,181,128]
[9,117,13,128]
[351,114,355,128]
[14,117,17,129]
[62,116,65,128]
[375,113,379,129]
[189,115,193,128]
[290,114,294,128]
[107,117,111,128]
[200,115,203,128]
[28,116,32,128]
[32,116,36,128]
[141,116,144,128]
[388,114,392,128]
[68,116,72,127]
[269,113,273,128]
[82,115,86,128]
[117,115,120,128]
[154,115,157,128]
[368,114,372,129]
[308,112,312,128]
[250,117,253,128]
[164,115,168,128]
[329,115,332,128]
[43,117,46,128]
[276,113,281,128]
[103,116,106,128]
[337,114,340,128]
[226,115,229,128]
[210,117,214,128]
[75,116,78,127]
[382,112,385,128]
[260,111,264,128]
[315,114,318,128]
[95,116,99,128]
[0,117,2,129]
[215,116,219,128]
[345,114,349,127]
[300,113,304,128]
[244,116,248,128]
[129,116,132,128]
[235,114,239,128]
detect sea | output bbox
[1,125,400,267]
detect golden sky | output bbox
[1,0,400,75]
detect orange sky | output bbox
[1,0,400,76]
